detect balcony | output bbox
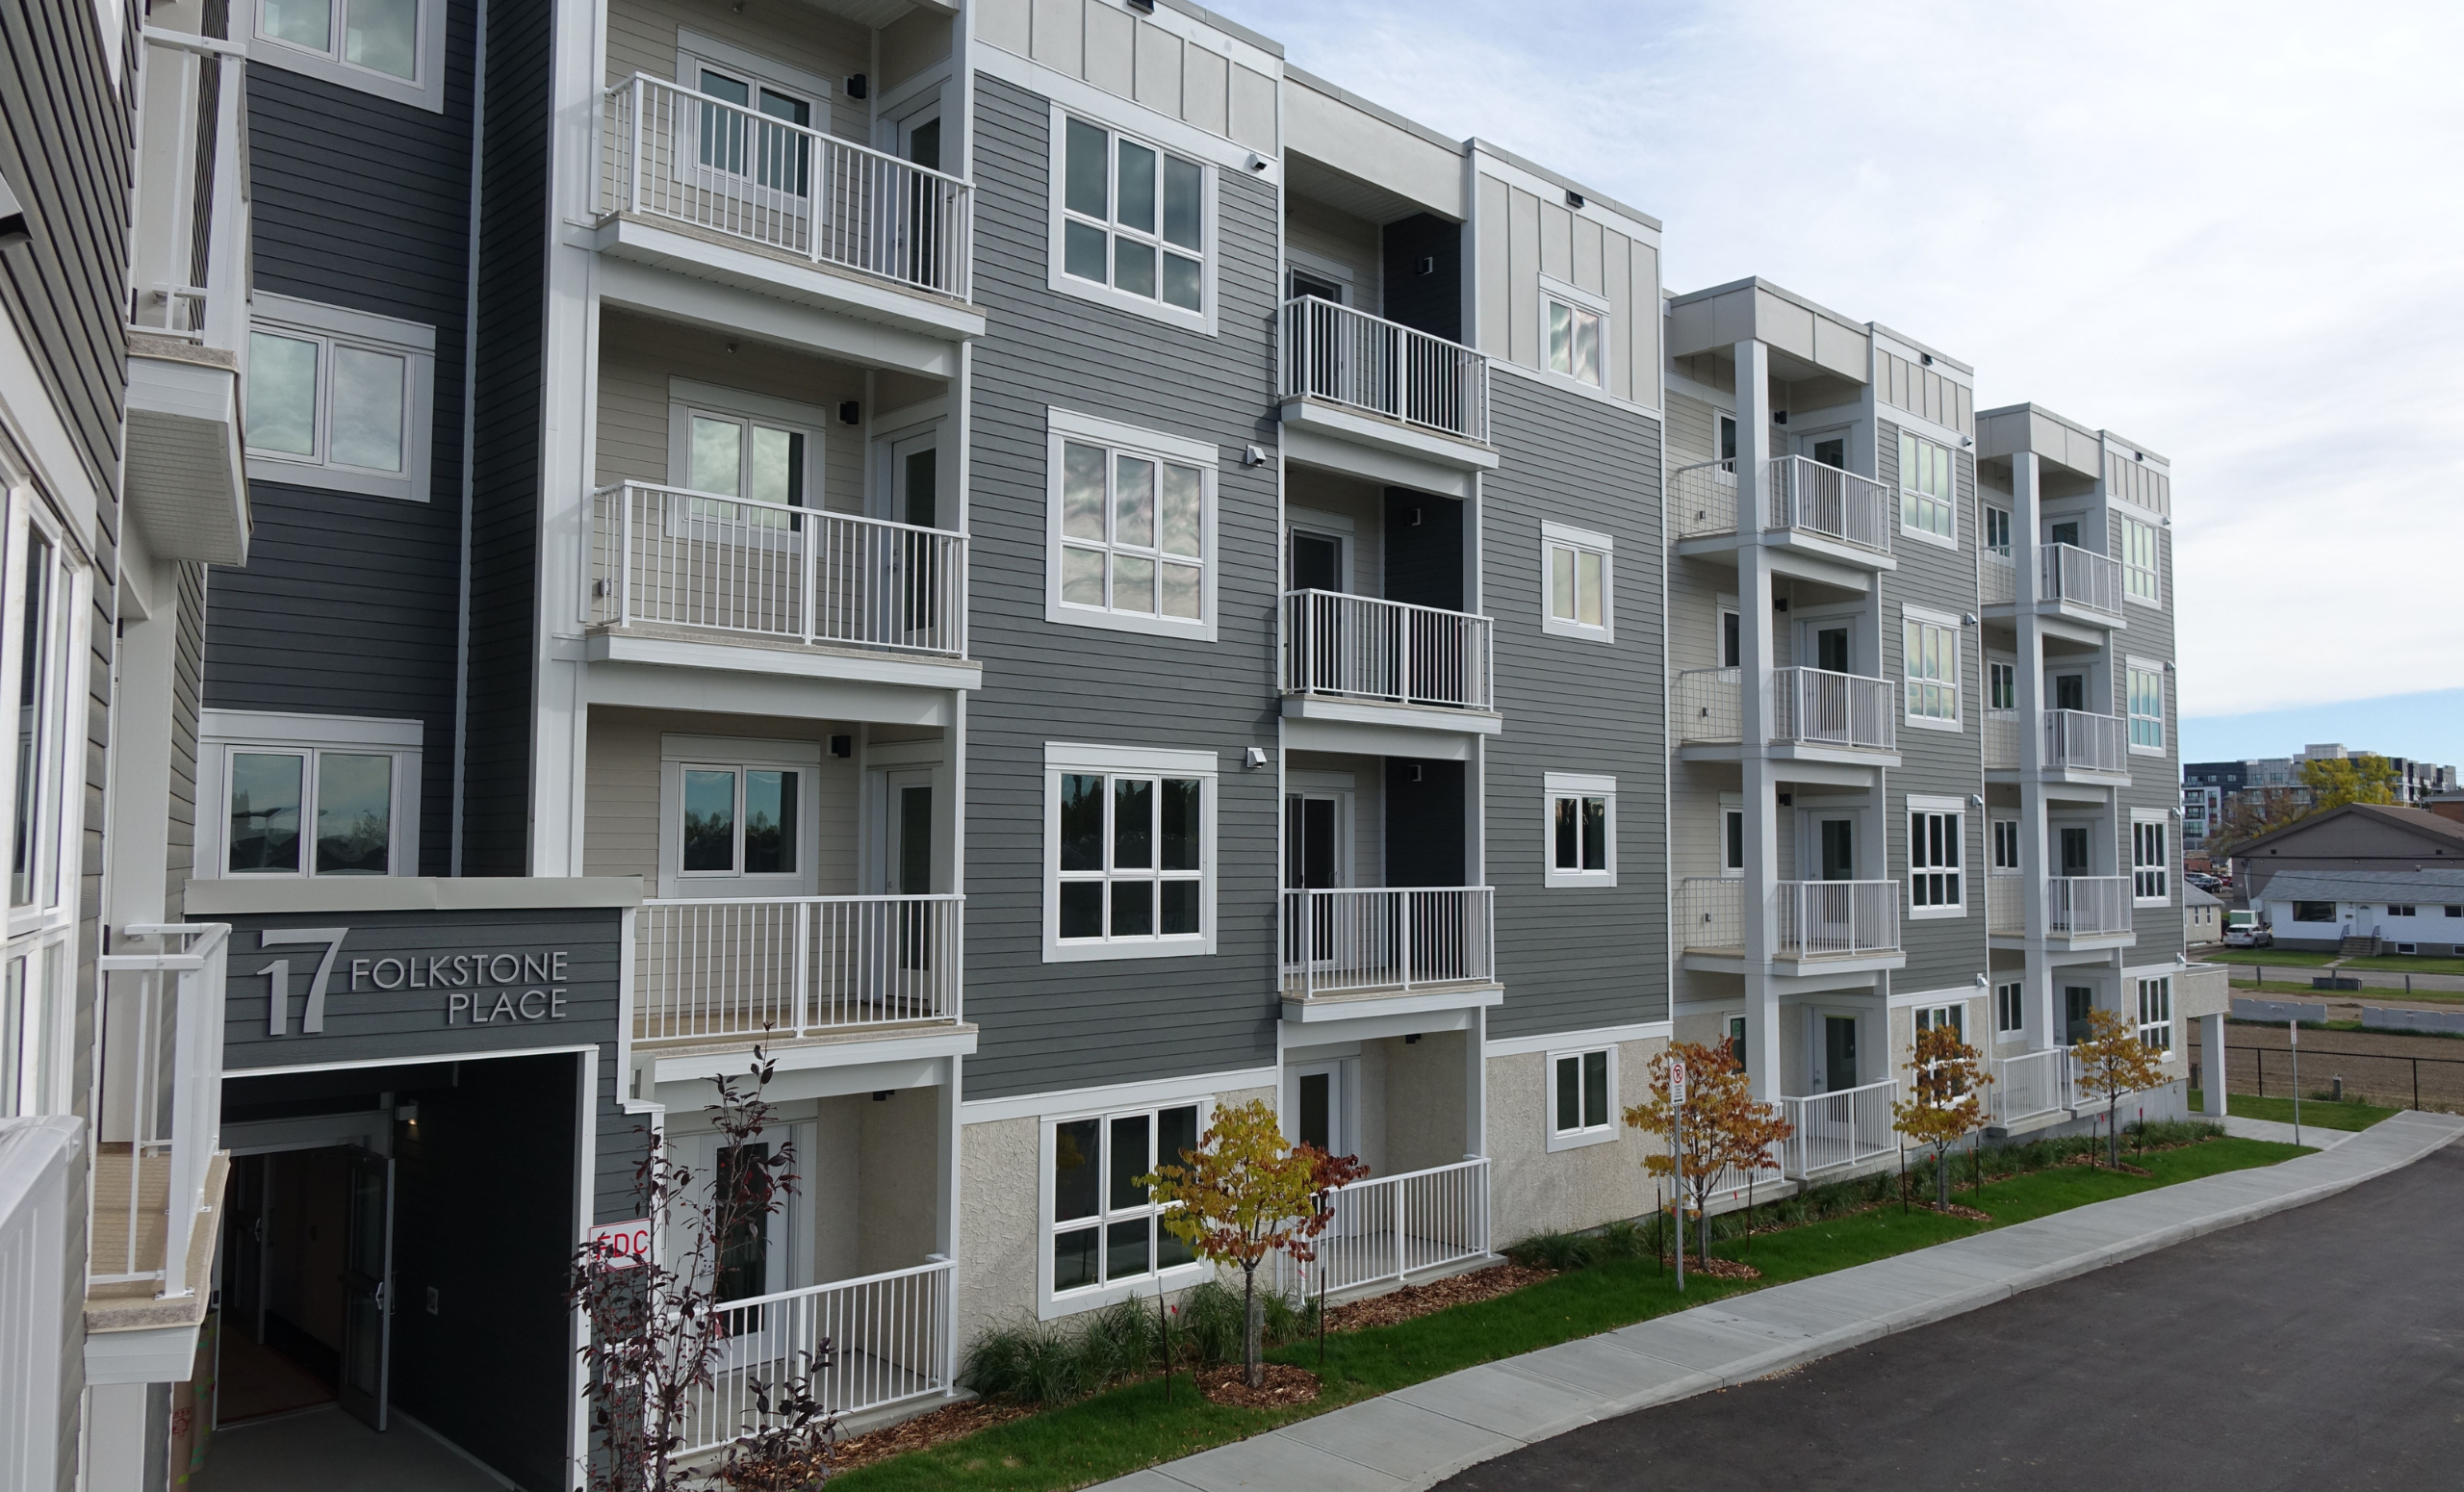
[2039,543,2124,621]
[1670,457,1893,564]
[1278,297,1493,468]
[632,894,962,1049]
[123,25,251,566]
[1778,1079,1899,1179]
[585,481,971,683]
[1277,1158,1490,1298]
[1985,709,2130,779]
[598,73,977,336]
[1675,879,1901,967]
[87,926,231,1372]
[1279,887,1495,1003]
[2049,876,2134,938]
[1282,590,1495,726]
[1674,667,1896,758]
[676,1257,955,1450]
[1983,555,2016,605]
[1993,1045,2074,1128]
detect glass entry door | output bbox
[1822,1015,1859,1093]
[337,1149,394,1430]
[1284,793,1346,968]
[886,768,937,1004]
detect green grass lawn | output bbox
[2341,954,2464,976]
[2207,949,2338,967]
[2227,979,2464,1008]
[833,1137,2306,1492]
[2188,1090,2398,1131]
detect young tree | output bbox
[2070,1007,2170,1169]
[2204,787,2308,854]
[1140,1099,1367,1388]
[2297,753,2400,812]
[1623,1042,1790,1268]
[1890,1024,1992,1209]
[571,1051,804,1492]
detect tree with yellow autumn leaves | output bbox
[1624,1041,1792,1268]
[2070,1006,2171,1170]
[1892,1023,1992,1210]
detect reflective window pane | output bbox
[1105,1218,1151,1282]
[1158,465,1201,555]
[1111,554,1154,613]
[1059,882,1104,939]
[1160,563,1200,620]
[1159,1106,1198,1170]
[1548,301,1572,375]
[229,753,304,873]
[749,426,802,508]
[1160,779,1200,870]
[1061,442,1108,540]
[11,539,51,907]
[1554,1056,1578,1131]
[1551,546,1576,621]
[1581,797,1606,871]
[1065,119,1110,219]
[1109,1114,1150,1210]
[1577,551,1604,626]
[246,333,320,456]
[329,346,405,472]
[744,769,797,875]
[1572,308,1600,385]
[691,415,743,497]
[1063,220,1110,284]
[315,753,392,875]
[1162,157,1202,249]
[344,0,419,78]
[1553,796,1578,870]
[681,769,736,872]
[263,0,332,52]
[1162,253,1200,311]
[1053,1226,1098,1292]
[1112,778,1153,869]
[1114,457,1154,549]
[1053,1117,1101,1221]
[1110,880,1153,937]
[1059,774,1104,871]
[1115,141,1156,232]
[1583,1049,1609,1126]
[1160,880,1199,936]
[1114,238,1156,298]
[1062,546,1106,607]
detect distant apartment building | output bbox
[2185,744,2458,852]
[0,2,2204,1489]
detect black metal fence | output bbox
[2192,1043,2464,1113]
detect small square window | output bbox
[1547,1047,1616,1150]
[1541,523,1613,642]
[1544,775,1616,887]
[1897,429,1956,542]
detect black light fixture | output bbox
[1128,0,1156,11]
[1404,1033,1422,1044]
[1408,763,1425,784]
[1773,410,1788,424]
[873,1090,893,1101]
[1777,793,1793,807]
[845,73,868,99]
[1416,255,1435,275]
[1773,597,1789,611]
[1920,351,1934,366]
[838,400,860,424]
[830,733,853,758]
[1565,190,1584,209]
[1408,505,1424,527]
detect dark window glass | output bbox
[1059,883,1104,939]
[1583,1050,1609,1127]
[1053,1226,1098,1292]
[1553,797,1578,870]
[1554,1056,1578,1131]
[1114,778,1153,869]
[714,1144,771,1307]
[682,769,736,872]
[1163,156,1202,248]
[1107,1218,1151,1281]
[744,769,797,875]
[1726,810,1744,871]
[1114,238,1156,298]
[1722,610,1739,668]
[1581,797,1607,871]
[1162,252,1200,310]
[1160,880,1199,936]
[1158,1106,1198,1170]
[1161,779,1200,870]
[1111,880,1153,937]
[1063,219,1109,283]
[1053,1119,1100,1221]
[1065,118,1108,218]
[1060,774,1104,871]
[1115,140,1156,232]
[229,753,303,872]
[1109,1114,1150,1210]
[315,753,392,875]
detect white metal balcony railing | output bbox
[1778,880,1900,958]
[1988,879,2025,936]
[0,1117,77,1491]
[1765,456,1893,555]
[2043,709,2129,774]
[1280,296,1488,442]
[1669,458,1737,539]
[1279,887,1494,997]
[2048,876,2133,938]
[1675,877,1742,951]
[678,1257,954,1454]
[1982,555,2016,605]
[1985,708,2020,770]
[1993,1046,2074,1126]
[1279,1158,1490,1298]
[2040,543,2123,617]
[1770,667,1897,751]
[1672,668,1741,744]
[589,481,965,656]
[602,73,972,298]
[1778,1078,1899,1178]
[634,895,962,1044]
[129,27,249,348]
[1282,590,1493,712]
[90,925,231,1296]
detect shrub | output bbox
[958,1279,1319,1405]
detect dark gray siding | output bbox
[2118,500,2182,964]
[961,75,1283,1100]
[167,561,205,902]
[1384,488,1463,611]
[462,0,553,875]
[1380,215,1461,343]
[1385,757,1465,887]
[208,13,479,873]
[0,0,134,498]
[1876,421,1988,993]
[1483,374,1668,1041]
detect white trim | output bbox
[1885,982,1986,1012]
[2124,656,2168,756]
[1043,408,1221,641]
[1539,520,1614,643]
[1906,800,1966,920]
[960,1066,1276,1127]
[654,748,824,898]
[1543,1044,1620,1152]
[197,720,424,881]
[674,28,837,104]
[660,733,823,767]
[1905,792,1967,814]
[1898,604,1963,732]
[667,376,835,434]
[1283,248,1356,301]
[1045,102,1220,337]
[247,0,449,112]
[1036,1096,1216,1319]
[198,709,424,749]
[1042,744,1220,963]
[1536,273,1611,393]
[1047,407,1219,467]
[1483,1018,1670,1059]
[1542,773,1617,888]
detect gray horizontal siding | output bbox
[960,74,1283,1100]
[1484,374,1669,1041]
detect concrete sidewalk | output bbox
[1095,1112,2464,1492]
[2221,1112,2355,1147]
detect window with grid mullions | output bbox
[1061,116,1205,313]
[1898,428,1955,541]
[1060,440,1205,623]
[1050,1104,1200,1298]
[2133,819,2169,903]
[1910,810,1964,911]
[1059,773,1203,943]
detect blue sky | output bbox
[1217,0,2464,762]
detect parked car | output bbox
[2224,909,2272,947]
[2187,871,2221,892]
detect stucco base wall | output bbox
[1483,1039,1668,1248]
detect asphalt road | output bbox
[1439,1140,2464,1492]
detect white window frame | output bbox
[1039,1096,1212,1317]
[0,490,86,1120]
[244,294,436,502]
[1907,795,1966,918]
[1719,793,1745,880]
[1043,743,1218,963]
[1988,658,2016,712]
[2116,512,2161,606]
[1545,1045,1618,1152]
[1044,408,1219,641]
[197,710,424,880]
[1990,816,2020,873]
[1715,596,1740,668]
[1896,427,1957,547]
[1994,980,2025,1036]
[2126,658,2167,754]
[2135,976,2173,1058]
[247,0,448,111]
[1541,521,1614,643]
[1046,104,1218,335]
[1984,504,2012,558]
[2131,811,2170,906]
[1715,413,1739,482]
[656,735,825,898]
[666,378,830,519]
[1538,275,1609,390]
[1900,605,1962,731]
[1543,772,1617,888]
[1913,1002,1965,1039]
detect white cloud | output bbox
[1228,0,2464,716]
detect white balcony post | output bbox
[1735,340,1783,1100]
[2013,450,2056,1049]
[1397,890,1413,990]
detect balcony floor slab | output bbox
[592,214,985,345]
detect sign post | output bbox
[1668,1057,1687,1293]
[2289,1017,2301,1146]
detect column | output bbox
[2200,1012,2227,1117]
[1734,341,1783,1097]
[2012,450,2056,1048]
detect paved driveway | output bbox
[1440,1142,2464,1492]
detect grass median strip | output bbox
[2189,1090,2397,1131]
[832,1135,2305,1492]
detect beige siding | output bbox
[880,10,951,90]
[584,706,864,891]
[595,311,866,513]
[980,0,1272,149]
[1478,175,1657,402]
[1285,196,1382,310]
[605,0,870,139]
[1666,391,1718,461]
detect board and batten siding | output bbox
[1876,422,1988,993]
[1482,373,1668,1041]
[973,0,1280,153]
[1474,174,1657,406]
[960,74,1282,1101]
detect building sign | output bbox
[587,1219,653,1269]
[254,927,579,1034]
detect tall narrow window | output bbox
[1991,818,2020,873]
[1909,810,1964,913]
[2128,664,2166,750]
[1550,1048,1614,1146]
[2117,514,2160,604]
[1989,660,2015,711]
[1897,429,1955,540]
[1058,116,1206,314]
[2133,819,2169,903]
[1542,524,1613,641]
[1985,506,2011,557]
[1902,614,1960,723]
[1996,981,2025,1035]
[2135,977,2172,1054]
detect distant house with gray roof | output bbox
[2224,803,2464,904]
[2248,867,2464,953]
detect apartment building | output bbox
[0,2,2201,1490]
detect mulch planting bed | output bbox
[828,1400,1035,1473]
[1683,1256,1761,1280]
[1323,1262,1556,1332]
[1196,1362,1321,1407]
